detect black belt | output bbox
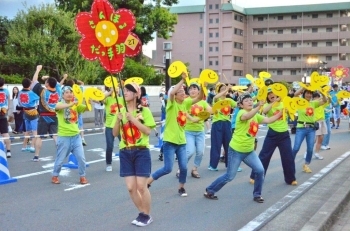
[298,121,314,127]
[122,146,147,150]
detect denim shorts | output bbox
[24,118,38,131]
[119,148,151,177]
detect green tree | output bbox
[54,0,178,45]
[0,4,103,83]
[0,16,10,54]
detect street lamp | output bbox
[303,57,319,83]
[164,51,172,93]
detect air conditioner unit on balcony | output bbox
[163,42,172,51]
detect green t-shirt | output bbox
[230,109,264,153]
[297,101,320,128]
[185,100,209,132]
[265,102,288,132]
[315,103,326,121]
[163,98,192,145]
[105,96,124,128]
[212,98,237,123]
[56,103,86,136]
[118,107,156,149]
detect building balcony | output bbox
[302,18,340,27]
[252,61,303,69]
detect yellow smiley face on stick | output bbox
[124,77,143,85]
[200,69,218,84]
[72,84,83,105]
[104,76,118,88]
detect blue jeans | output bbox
[186,131,205,168]
[322,118,331,146]
[292,127,316,164]
[53,135,86,177]
[210,121,232,168]
[105,127,116,165]
[152,141,187,184]
[206,147,264,197]
[250,129,296,184]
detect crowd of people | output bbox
[1,67,348,227]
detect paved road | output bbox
[1,122,350,231]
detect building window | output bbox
[277,29,283,34]
[326,28,333,32]
[200,14,203,19]
[209,60,213,65]
[312,42,318,47]
[209,19,213,24]
[326,56,332,61]
[258,16,264,21]
[234,70,243,76]
[257,57,263,62]
[258,30,263,35]
[291,15,297,20]
[209,47,213,52]
[234,42,243,49]
[327,13,333,18]
[215,60,219,65]
[291,70,297,75]
[199,54,203,61]
[200,27,203,33]
[216,18,219,23]
[326,41,332,47]
[215,4,219,9]
[312,28,318,33]
[277,57,283,62]
[234,56,243,63]
[277,15,283,20]
[209,4,212,10]
[235,14,243,22]
[312,14,318,18]
[234,28,243,36]
[291,43,297,47]
[200,41,203,47]
[277,70,283,75]
[277,43,283,48]
[215,32,219,37]
[215,47,219,52]
[291,56,297,61]
[209,33,213,38]
[291,28,297,34]
[258,43,263,48]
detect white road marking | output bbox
[238,151,350,231]
[64,183,90,191]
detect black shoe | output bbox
[158,153,163,161]
[219,156,225,163]
[204,189,218,200]
[178,187,187,197]
[253,196,264,203]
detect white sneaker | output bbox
[320,145,328,150]
[326,146,331,150]
[21,147,28,152]
[106,165,112,172]
[6,152,11,158]
[314,153,324,160]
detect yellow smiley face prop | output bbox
[320,85,331,97]
[259,71,271,79]
[257,86,268,101]
[168,61,187,78]
[72,84,84,105]
[124,77,143,85]
[298,82,319,92]
[271,83,288,100]
[104,76,118,88]
[254,77,266,89]
[292,97,309,110]
[337,90,350,99]
[197,111,210,121]
[212,99,230,114]
[245,74,254,83]
[232,86,248,91]
[200,69,219,84]
[84,87,105,111]
[283,96,296,121]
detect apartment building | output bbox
[151,0,350,83]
